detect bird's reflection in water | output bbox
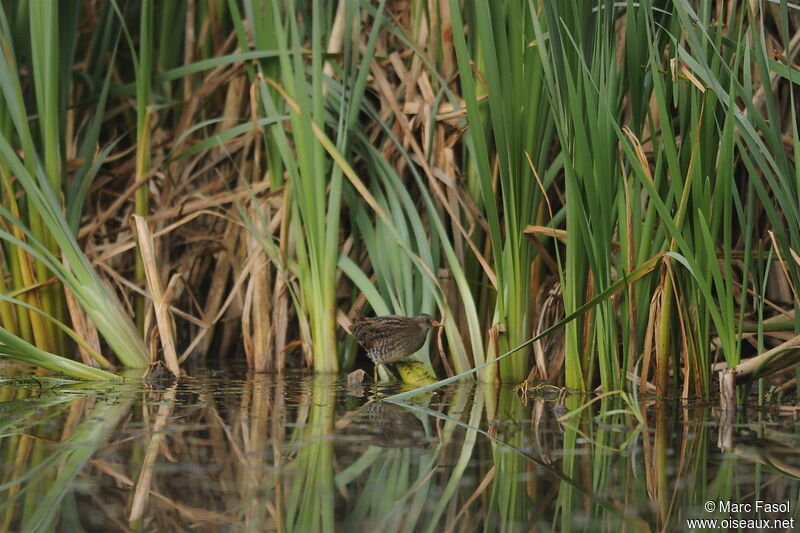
[339,400,437,449]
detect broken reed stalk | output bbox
[712,334,800,381]
[133,215,180,375]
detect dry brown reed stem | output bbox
[247,207,273,372]
[219,74,248,134]
[133,215,179,374]
[272,272,290,370]
[640,284,661,396]
[522,225,564,276]
[241,262,255,369]
[522,225,568,244]
[712,333,800,379]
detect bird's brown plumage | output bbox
[350,314,441,365]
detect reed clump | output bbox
[0,1,796,400]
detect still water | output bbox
[0,365,798,532]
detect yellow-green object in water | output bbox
[395,361,437,387]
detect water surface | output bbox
[1,366,798,531]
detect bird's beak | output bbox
[432,320,443,328]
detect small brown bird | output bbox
[350,314,442,378]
